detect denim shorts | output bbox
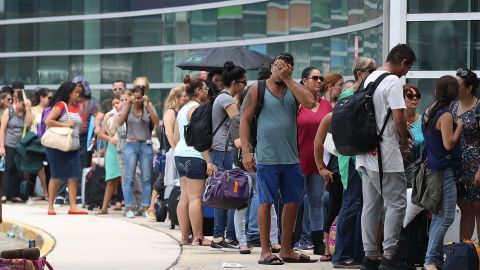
[256,163,305,204]
[174,156,207,180]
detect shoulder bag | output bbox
[41,102,74,152]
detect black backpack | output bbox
[331,72,392,156]
[184,92,230,152]
[331,72,392,191]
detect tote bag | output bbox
[41,102,73,152]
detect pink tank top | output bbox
[297,98,332,175]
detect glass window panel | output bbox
[266,1,289,36]
[162,13,177,45]
[408,21,469,70]
[289,2,311,34]
[102,0,130,13]
[131,15,162,47]
[243,2,267,39]
[0,59,5,85]
[5,24,34,52]
[38,22,69,50]
[101,18,132,48]
[69,56,85,80]
[311,0,332,31]
[5,0,35,19]
[37,56,69,84]
[474,20,480,70]
[189,9,217,43]
[217,6,243,41]
[70,21,85,50]
[405,79,436,114]
[5,57,37,84]
[101,54,132,84]
[331,0,349,28]
[132,52,163,82]
[288,39,311,78]
[408,0,479,13]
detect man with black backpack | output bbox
[240,53,316,265]
[354,44,416,270]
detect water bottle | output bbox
[6,231,15,238]
[0,156,5,172]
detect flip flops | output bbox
[258,254,284,265]
[282,253,318,263]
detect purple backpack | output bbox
[37,105,66,139]
[0,257,53,270]
[202,168,250,210]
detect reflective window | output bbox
[408,0,479,13]
[4,58,37,85]
[101,54,132,84]
[408,21,470,70]
[189,9,217,43]
[217,6,243,41]
[38,56,69,84]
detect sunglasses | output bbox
[405,93,421,100]
[48,96,53,100]
[307,76,324,82]
[236,80,248,86]
[274,55,294,65]
[456,68,468,77]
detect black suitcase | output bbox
[85,166,106,210]
[168,186,181,229]
[397,210,430,266]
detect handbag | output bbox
[41,102,73,152]
[324,132,339,156]
[443,241,480,270]
[164,148,178,186]
[203,167,250,210]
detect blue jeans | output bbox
[425,167,457,267]
[210,150,236,240]
[244,172,279,245]
[305,174,325,231]
[123,142,153,208]
[333,160,364,263]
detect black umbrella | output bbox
[176,46,272,71]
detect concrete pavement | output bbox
[2,203,180,270]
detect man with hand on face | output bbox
[240,53,316,265]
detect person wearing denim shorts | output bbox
[174,77,216,246]
[240,53,317,265]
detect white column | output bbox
[388,0,407,49]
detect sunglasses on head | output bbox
[274,55,293,65]
[307,76,324,82]
[456,68,468,77]
[405,92,421,100]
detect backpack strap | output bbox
[211,92,231,138]
[256,80,266,119]
[367,72,392,196]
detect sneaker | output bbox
[144,209,156,220]
[26,197,34,205]
[294,240,314,251]
[163,218,172,227]
[53,196,65,207]
[221,240,240,252]
[210,240,224,251]
[361,257,381,270]
[76,196,82,207]
[379,257,416,270]
[126,210,135,218]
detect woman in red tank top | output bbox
[296,67,332,255]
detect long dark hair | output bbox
[131,86,147,121]
[424,75,459,127]
[222,61,246,87]
[32,87,50,106]
[49,82,76,107]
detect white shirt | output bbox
[355,71,406,173]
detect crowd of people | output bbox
[0,43,479,270]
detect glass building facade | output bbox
[0,0,478,113]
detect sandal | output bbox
[192,238,211,246]
[258,254,284,265]
[94,209,108,215]
[282,253,318,263]
[320,254,332,262]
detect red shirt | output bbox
[297,98,332,175]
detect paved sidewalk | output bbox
[2,203,180,270]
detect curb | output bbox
[0,219,55,256]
